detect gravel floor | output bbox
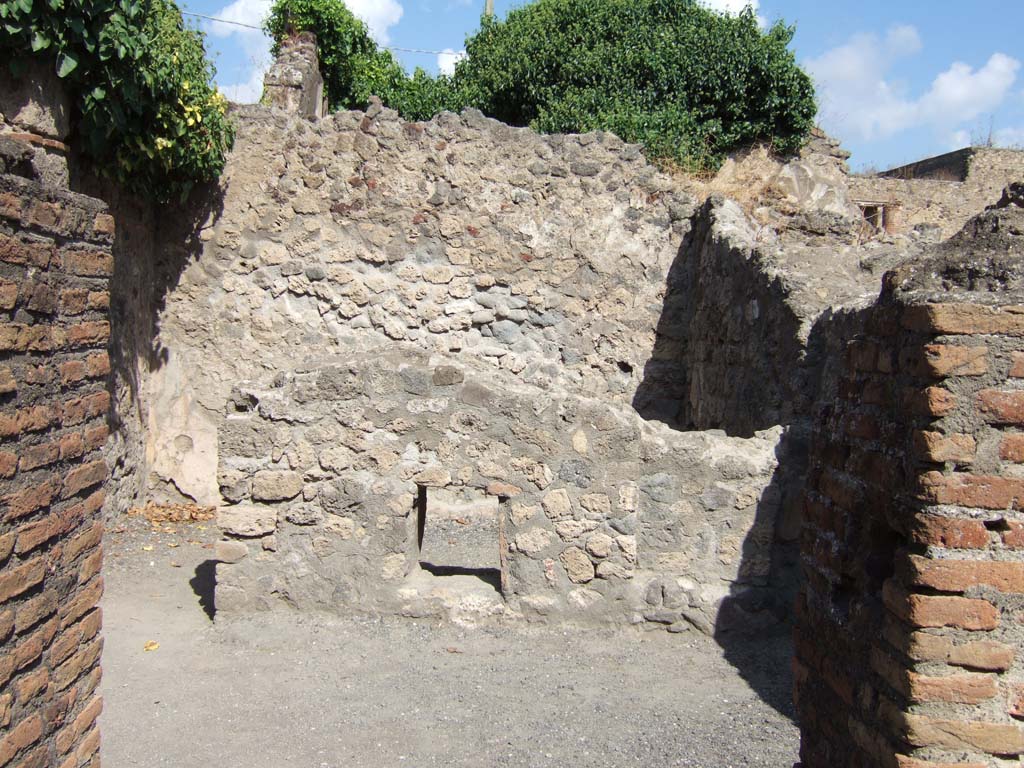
[99,515,799,768]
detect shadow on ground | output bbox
[189,559,218,621]
[630,209,857,723]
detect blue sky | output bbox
[183,0,1024,171]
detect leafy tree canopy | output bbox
[272,0,818,172]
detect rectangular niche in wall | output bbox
[414,485,503,593]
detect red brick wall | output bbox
[0,163,111,767]
[797,299,1024,767]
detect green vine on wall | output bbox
[0,0,234,201]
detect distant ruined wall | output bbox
[850,147,1024,239]
[0,127,109,765]
[795,198,1024,768]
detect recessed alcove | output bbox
[413,485,502,593]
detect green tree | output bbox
[453,0,816,170]
[266,0,817,172]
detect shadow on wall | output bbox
[712,429,800,721]
[632,199,809,438]
[632,201,859,721]
[71,169,226,510]
[714,304,868,722]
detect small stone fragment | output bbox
[515,527,555,556]
[432,366,464,386]
[560,546,595,583]
[252,470,304,502]
[215,540,248,563]
[413,467,452,487]
[542,489,572,520]
[217,505,277,537]
[586,532,614,558]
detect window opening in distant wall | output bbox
[862,204,883,229]
[858,202,900,233]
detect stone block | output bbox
[215,540,248,563]
[413,467,451,487]
[542,489,572,520]
[217,506,277,538]
[559,546,594,583]
[432,365,464,386]
[515,528,554,556]
[0,59,70,139]
[252,470,304,502]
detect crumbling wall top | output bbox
[262,31,326,118]
[885,183,1024,305]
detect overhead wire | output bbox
[180,10,454,55]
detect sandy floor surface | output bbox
[99,514,799,768]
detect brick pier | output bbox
[796,215,1024,768]
[0,143,112,767]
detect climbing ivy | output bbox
[0,0,234,201]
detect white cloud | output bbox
[918,54,1019,124]
[806,25,1020,143]
[344,0,403,45]
[437,49,466,77]
[221,64,267,104]
[206,0,403,44]
[205,0,272,50]
[205,0,273,103]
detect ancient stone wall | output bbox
[634,198,815,435]
[0,60,72,190]
[148,100,798,629]
[128,71,918,632]
[130,102,694,514]
[263,32,326,119]
[795,198,1024,768]
[214,352,781,626]
[0,139,110,768]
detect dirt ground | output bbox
[99,515,799,768]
